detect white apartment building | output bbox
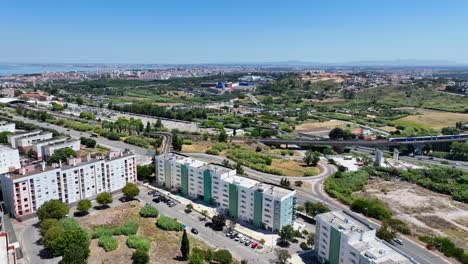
[8,131,53,149]
[0,122,15,133]
[155,153,296,231]
[31,137,68,160]
[315,211,413,264]
[1,150,136,219]
[41,138,80,160]
[0,145,20,174]
[7,131,41,149]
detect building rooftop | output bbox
[353,238,411,263]
[0,145,16,152]
[32,137,67,146]
[200,163,233,176]
[318,211,373,234]
[8,150,135,180]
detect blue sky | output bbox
[1,0,467,64]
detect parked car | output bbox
[152,198,160,203]
[240,237,246,243]
[191,228,199,235]
[168,202,176,207]
[245,240,252,246]
[229,233,237,239]
[153,193,160,197]
[148,190,156,195]
[204,222,212,227]
[226,231,233,237]
[251,242,259,249]
[394,238,404,245]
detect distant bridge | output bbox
[255,134,468,149]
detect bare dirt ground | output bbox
[361,179,468,250]
[79,201,208,264]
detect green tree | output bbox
[218,128,228,142]
[181,229,190,260]
[132,249,150,264]
[172,131,183,151]
[137,164,155,181]
[37,199,69,221]
[96,192,113,207]
[43,224,65,256]
[278,225,294,244]
[62,243,89,264]
[212,214,226,231]
[275,249,291,264]
[303,201,329,217]
[76,199,92,215]
[40,218,59,236]
[303,150,320,166]
[235,162,244,175]
[0,131,11,143]
[122,183,140,200]
[376,223,397,242]
[48,147,77,164]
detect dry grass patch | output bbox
[80,201,210,264]
[181,141,214,153]
[394,109,468,131]
[362,179,468,250]
[269,159,318,177]
[295,120,347,132]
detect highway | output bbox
[4,112,450,264]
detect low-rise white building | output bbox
[32,137,68,160]
[41,138,81,160]
[8,131,53,149]
[155,153,296,231]
[0,122,15,133]
[0,145,20,174]
[315,211,413,264]
[1,150,136,220]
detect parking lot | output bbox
[139,186,277,263]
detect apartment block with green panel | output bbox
[228,183,238,218]
[203,169,213,203]
[180,164,189,196]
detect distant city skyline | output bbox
[1,0,467,64]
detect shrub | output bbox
[351,197,392,220]
[206,148,219,155]
[117,221,139,236]
[132,249,150,264]
[384,218,411,235]
[299,242,309,250]
[127,235,151,251]
[213,249,233,264]
[139,204,159,218]
[98,236,118,252]
[304,169,317,177]
[92,226,114,239]
[156,215,183,231]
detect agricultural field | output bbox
[392,108,468,132]
[360,179,468,251]
[79,201,209,264]
[295,120,347,133]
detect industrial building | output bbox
[315,211,413,264]
[155,152,296,232]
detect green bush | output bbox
[139,204,159,218]
[92,221,139,238]
[299,242,309,250]
[92,226,114,239]
[98,236,118,252]
[351,197,392,220]
[127,235,151,251]
[383,218,411,235]
[420,236,468,263]
[156,215,183,231]
[206,148,219,155]
[304,169,317,177]
[324,169,369,204]
[117,221,139,236]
